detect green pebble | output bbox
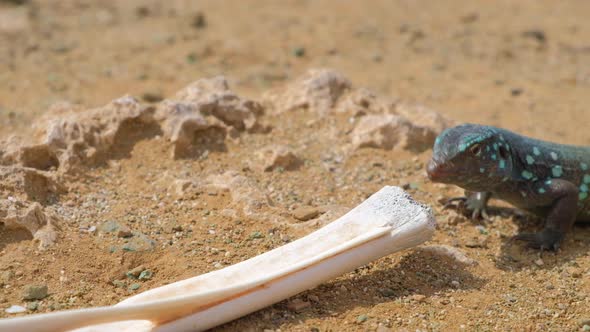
[356,314,368,323]
[112,280,126,288]
[499,160,506,169]
[526,155,535,165]
[538,188,546,194]
[550,152,558,160]
[521,170,534,180]
[584,174,590,184]
[26,301,38,311]
[139,270,153,281]
[533,147,540,156]
[582,163,589,171]
[249,231,264,239]
[579,192,588,201]
[129,283,141,291]
[581,184,589,193]
[22,284,48,301]
[293,47,306,57]
[186,52,198,63]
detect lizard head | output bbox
[426,124,513,191]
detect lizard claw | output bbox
[511,229,564,252]
[471,207,491,221]
[443,196,467,209]
[443,196,491,221]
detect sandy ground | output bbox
[1,1,590,331]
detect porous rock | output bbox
[157,76,266,158]
[205,171,273,218]
[0,200,59,249]
[0,166,62,249]
[351,113,441,152]
[156,100,226,159]
[263,69,351,114]
[336,83,453,151]
[338,87,397,115]
[255,144,301,171]
[1,97,157,172]
[0,76,269,249]
[395,102,454,136]
[173,76,264,131]
[0,166,64,203]
[170,171,278,221]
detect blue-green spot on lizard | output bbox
[427,123,590,251]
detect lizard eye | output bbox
[469,143,482,156]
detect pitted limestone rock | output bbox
[262,69,352,114]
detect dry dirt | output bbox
[1,1,590,331]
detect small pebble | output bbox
[138,270,153,281]
[379,288,396,297]
[26,301,38,311]
[22,284,48,301]
[98,220,122,233]
[291,206,320,221]
[112,280,126,288]
[293,47,305,57]
[357,314,368,323]
[250,231,264,239]
[376,325,392,332]
[5,305,26,314]
[286,298,311,311]
[117,228,133,238]
[511,88,523,96]
[191,12,207,29]
[129,283,141,291]
[126,266,145,279]
[141,92,164,103]
[307,294,320,303]
[410,294,426,303]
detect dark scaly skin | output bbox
[427,124,590,251]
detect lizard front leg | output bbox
[445,191,492,220]
[513,179,578,251]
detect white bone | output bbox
[0,186,435,332]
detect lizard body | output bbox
[427,123,590,250]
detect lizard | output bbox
[426,123,590,251]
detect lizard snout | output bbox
[426,159,445,181]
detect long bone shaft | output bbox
[0,186,436,332]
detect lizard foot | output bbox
[443,196,490,221]
[511,229,564,252]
